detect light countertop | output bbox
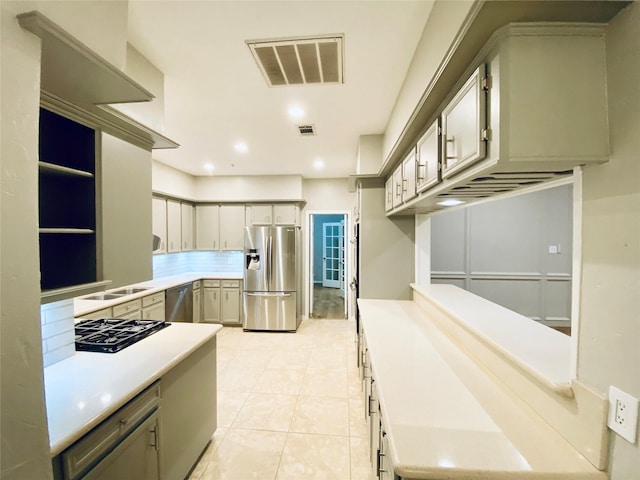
[74,271,243,317]
[358,299,605,479]
[44,322,222,456]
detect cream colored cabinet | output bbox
[273,204,298,225]
[416,119,440,193]
[384,178,393,212]
[246,204,299,226]
[441,64,487,179]
[152,197,167,254]
[247,205,273,225]
[142,292,165,321]
[166,200,182,253]
[76,307,113,321]
[401,148,417,203]
[192,280,202,323]
[195,205,220,251]
[181,203,194,251]
[202,280,221,323]
[113,298,142,320]
[219,205,245,250]
[391,166,403,209]
[221,280,241,325]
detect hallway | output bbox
[311,285,345,319]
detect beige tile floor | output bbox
[187,319,374,480]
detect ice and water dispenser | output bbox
[246,249,260,271]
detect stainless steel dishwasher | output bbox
[165,282,193,323]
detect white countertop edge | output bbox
[74,271,243,317]
[45,322,222,456]
[358,299,606,479]
[410,283,574,397]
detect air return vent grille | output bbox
[247,35,343,87]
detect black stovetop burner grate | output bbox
[75,318,170,353]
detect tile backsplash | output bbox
[41,299,75,367]
[153,250,243,278]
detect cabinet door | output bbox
[219,205,245,250]
[83,412,160,480]
[116,309,143,320]
[193,287,201,323]
[203,287,221,323]
[76,307,112,321]
[166,200,182,253]
[181,203,194,251]
[441,64,487,179]
[391,166,403,209]
[273,205,298,225]
[384,178,393,212]
[401,148,417,203]
[142,301,165,321]
[152,198,167,254]
[250,205,273,225]
[416,119,441,193]
[221,287,240,324]
[195,205,220,251]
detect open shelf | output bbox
[39,161,94,178]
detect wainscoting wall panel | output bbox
[431,185,572,327]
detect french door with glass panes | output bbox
[322,222,343,289]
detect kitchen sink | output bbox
[110,287,151,295]
[84,293,125,301]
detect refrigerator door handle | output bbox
[246,292,292,297]
[266,235,272,291]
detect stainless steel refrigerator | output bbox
[243,225,301,331]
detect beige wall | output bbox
[579,2,640,477]
[0,3,52,478]
[382,0,474,165]
[152,159,197,199]
[195,175,303,202]
[0,2,131,477]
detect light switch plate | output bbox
[608,385,639,444]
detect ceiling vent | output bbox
[247,34,344,87]
[297,124,316,136]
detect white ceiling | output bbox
[126,1,434,179]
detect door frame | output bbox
[305,210,351,320]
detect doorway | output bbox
[307,212,349,319]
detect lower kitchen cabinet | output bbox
[203,280,221,323]
[113,298,142,320]
[141,292,165,321]
[193,280,202,322]
[203,279,242,325]
[77,307,112,320]
[221,280,241,325]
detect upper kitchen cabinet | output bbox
[245,204,300,226]
[401,148,417,203]
[440,65,487,179]
[195,205,220,251]
[389,23,611,215]
[166,200,182,253]
[219,205,245,250]
[38,108,99,295]
[152,197,167,254]
[391,165,403,209]
[416,119,440,194]
[181,203,194,251]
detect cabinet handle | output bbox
[402,178,407,193]
[417,163,426,181]
[395,184,401,198]
[445,136,457,163]
[150,426,159,451]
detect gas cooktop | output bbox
[75,318,170,353]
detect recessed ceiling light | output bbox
[234,142,249,153]
[313,159,325,170]
[288,106,305,118]
[204,163,215,172]
[437,199,466,207]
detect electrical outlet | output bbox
[608,386,639,443]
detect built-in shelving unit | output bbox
[38,108,98,292]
